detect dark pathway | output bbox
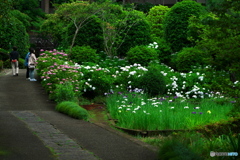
[0,69,158,160]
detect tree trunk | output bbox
[69,26,80,56]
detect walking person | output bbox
[24,49,31,80]
[9,46,19,76]
[28,48,37,81]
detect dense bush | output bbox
[69,45,99,64]
[40,2,103,52]
[134,65,166,96]
[37,50,84,100]
[126,45,158,66]
[117,10,152,57]
[163,0,205,52]
[155,39,172,64]
[55,101,89,120]
[51,82,80,103]
[146,5,170,39]
[80,63,114,97]
[112,63,148,92]
[172,47,206,72]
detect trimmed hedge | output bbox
[55,101,89,121]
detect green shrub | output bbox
[51,82,80,103]
[0,15,29,55]
[80,65,114,97]
[113,64,148,92]
[146,5,170,39]
[134,65,166,96]
[56,101,89,120]
[155,38,172,64]
[117,10,152,57]
[163,0,205,52]
[172,47,206,72]
[70,45,99,64]
[126,45,158,66]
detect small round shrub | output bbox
[134,66,166,96]
[56,101,89,120]
[70,45,99,64]
[172,47,206,72]
[126,45,158,66]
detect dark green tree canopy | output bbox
[12,0,45,30]
[0,0,29,55]
[163,0,205,53]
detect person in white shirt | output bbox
[28,48,37,81]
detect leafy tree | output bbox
[193,0,240,82]
[64,16,103,52]
[12,0,45,30]
[40,10,67,48]
[116,9,152,57]
[11,10,31,30]
[41,1,108,53]
[99,3,140,57]
[0,1,29,55]
[52,1,108,53]
[98,3,124,57]
[146,5,170,39]
[163,0,205,53]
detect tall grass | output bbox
[106,92,234,130]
